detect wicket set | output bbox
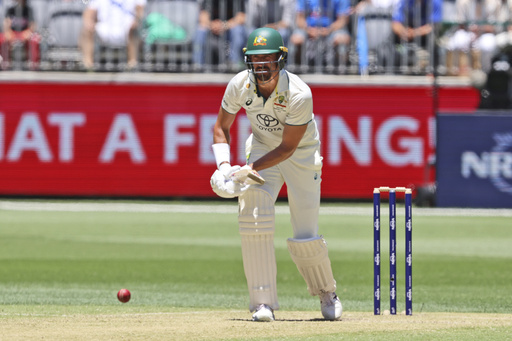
[373,186,412,316]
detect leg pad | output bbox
[287,236,336,296]
[239,189,279,311]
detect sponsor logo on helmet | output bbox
[253,36,267,46]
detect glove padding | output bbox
[210,165,250,198]
[230,165,265,185]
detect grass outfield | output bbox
[0,200,511,340]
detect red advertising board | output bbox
[0,81,479,199]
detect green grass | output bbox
[1,203,511,312]
[0,200,511,340]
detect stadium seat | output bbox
[30,0,48,31]
[40,1,84,70]
[142,0,199,72]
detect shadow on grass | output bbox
[230,318,342,322]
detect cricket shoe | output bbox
[252,304,275,322]
[320,292,342,320]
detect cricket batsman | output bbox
[210,27,342,322]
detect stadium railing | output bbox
[0,0,498,77]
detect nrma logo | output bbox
[461,132,512,194]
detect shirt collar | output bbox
[276,70,289,95]
[245,69,289,97]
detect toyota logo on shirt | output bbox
[257,114,279,127]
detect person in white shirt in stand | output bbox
[80,0,146,70]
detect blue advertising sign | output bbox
[437,114,512,208]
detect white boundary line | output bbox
[1,201,512,217]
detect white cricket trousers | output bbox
[246,134,323,239]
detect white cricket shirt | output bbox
[221,70,320,149]
[90,0,146,23]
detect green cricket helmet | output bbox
[243,27,288,71]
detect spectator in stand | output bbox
[289,0,351,71]
[245,0,295,47]
[354,0,399,74]
[356,0,399,12]
[0,0,41,70]
[496,11,512,51]
[193,0,247,72]
[391,0,442,72]
[445,0,512,76]
[80,0,146,70]
[442,0,458,23]
[474,0,512,72]
[443,0,479,76]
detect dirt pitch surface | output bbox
[2,311,512,340]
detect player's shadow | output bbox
[230,318,341,322]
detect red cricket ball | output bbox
[117,288,131,303]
